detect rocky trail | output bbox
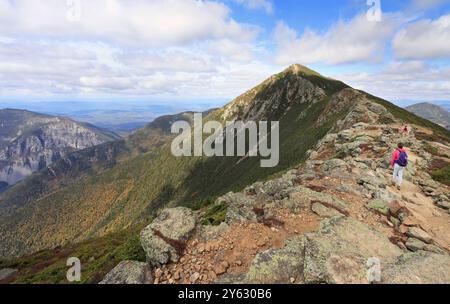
[100,99,450,284]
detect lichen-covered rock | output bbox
[406,227,433,244]
[383,252,450,284]
[322,159,348,174]
[221,192,259,223]
[140,207,196,267]
[405,238,447,255]
[302,217,402,284]
[366,199,390,216]
[99,261,153,284]
[311,203,344,218]
[243,236,306,284]
[281,186,348,215]
[194,222,230,242]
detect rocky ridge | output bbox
[100,94,450,284]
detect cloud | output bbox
[233,0,273,13]
[273,14,401,65]
[393,13,450,60]
[335,60,450,101]
[0,37,275,99]
[0,0,257,47]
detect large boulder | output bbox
[382,252,450,284]
[243,236,306,284]
[99,261,153,284]
[140,207,196,267]
[302,217,403,284]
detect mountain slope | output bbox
[406,102,450,130]
[0,109,120,188]
[1,64,449,259]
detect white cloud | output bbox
[393,13,450,59]
[274,14,401,65]
[0,0,257,47]
[335,61,450,101]
[233,0,273,13]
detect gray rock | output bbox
[383,252,450,284]
[322,159,348,172]
[302,217,402,284]
[140,207,196,267]
[311,202,344,218]
[195,222,230,242]
[243,236,306,284]
[405,238,447,255]
[437,201,450,211]
[366,199,390,216]
[0,268,18,281]
[99,261,153,284]
[406,227,433,244]
[282,186,348,215]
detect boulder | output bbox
[302,217,402,284]
[243,236,306,284]
[406,227,433,244]
[195,222,230,242]
[99,261,153,284]
[405,238,447,255]
[366,199,390,216]
[322,159,348,173]
[311,202,344,218]
[282,186,348,215]
[140,207,196,267]
[383,252,450,284]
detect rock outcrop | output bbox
[0,109,119,186]
[99,261,153,284]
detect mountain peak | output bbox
[284,64,322,77]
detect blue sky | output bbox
[0,0,450,108]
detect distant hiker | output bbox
[391,143,408,190]
[402,125,409,136]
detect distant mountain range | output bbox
[0,109,120,189]
[406,102,450,130]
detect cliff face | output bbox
[0,109,120,187]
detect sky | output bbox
[0,0,450,107]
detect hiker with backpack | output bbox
[391,143,408,190]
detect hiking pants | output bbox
[393,163,405,186]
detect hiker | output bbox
[391,143,408,190]
[402,125,409,136]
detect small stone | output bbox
[154,268,163,279]
[257,240,266,247]
[235,260,243,266]
[173,271,181,280]
[290,277,296,283]
[190,272,200,283]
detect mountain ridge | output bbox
[0,65,449,260]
